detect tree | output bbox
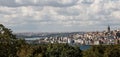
[83,45,106,57]
[0,24,16,57]
[0,24,25,57]
[0,24,16,39]
[32,45,47,57]
[46,43,82,57]
[17,44,34,57]
[83,45,120,57]
[104,45,120,57]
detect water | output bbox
[80,45,91,50]
[24,37,41,40]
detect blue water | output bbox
[80,45,91,50]
[24,38,41,40]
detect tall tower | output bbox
[107,25,110,32]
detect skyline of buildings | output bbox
[16,25,120,45]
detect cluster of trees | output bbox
[83,45,120,57]
[0,24,120,57]
[16,43,82,57]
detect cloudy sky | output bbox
[0,0,120,32]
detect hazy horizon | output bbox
[0,0,120,32]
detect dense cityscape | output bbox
[15,26,120,45]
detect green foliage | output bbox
[83,45,120,57]
[17,44,34,57]
[30,44,82,57]
[31,45,47,57]
[0,24,16,39]
[83,45,106,57]
[0,24,26,57]
[0,24,16,57]
[46,44,82,57]
[104,45,120,57]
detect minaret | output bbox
[107,25,110,32]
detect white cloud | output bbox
[111,11,120,19]
[0,0,120,32]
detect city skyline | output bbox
[0,0,120,32]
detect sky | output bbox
[0,0,120,32]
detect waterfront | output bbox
[80,45,91,50]
[24,38,91,50]
[24,37,41,40]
